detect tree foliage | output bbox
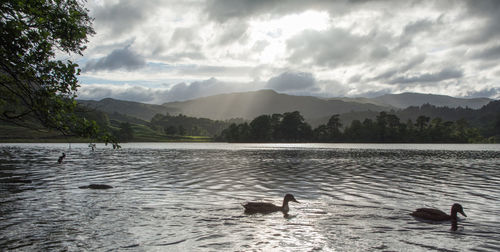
[115,122,134,142]
[150,113,231,137]
[218,111,484,143]
[0,1,115,143]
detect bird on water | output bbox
[57,153,66,164]
[79,184,113,189]
[243,194,299,214]
[411,203,467,231]
[410,203,466,221]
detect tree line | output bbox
[150,113,234,137]
[216,111,485,143]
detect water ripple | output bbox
[1,143,499,251]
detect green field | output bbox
[0,124,212,143]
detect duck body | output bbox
[243,202,283,214]
[79,184,113,189]
[243,194,298,214]
[410,208,453,221]
[411,203,466,221]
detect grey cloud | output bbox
[151,27,205,60]
[471,45,500,61]
[398,18,439,50]
[84,46,146,72]
[166,78,225,101]
[348,74,362,83]
[266,72,316,92]
[160,52,206,61]
[164,78,265,102]
[78,86,112,100]
[204,0,273,22]
[401,54,427,72]
[402,19,435,36]
[389,68,463,84]
[170,27,199,47]
[175,65,254,77]
[287,27,396,67]
[204,0,398,23]
[92,0,157,36]
[465,87,500,98]
[461,0,500,44]
[374,54,426,80]
[86,38,137,55]
[216,20,249,45]
[287,28,368,67]
[370,45,390,60]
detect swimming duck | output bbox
[79,184,113,189]
[410,203,466,221]
[243,194,299,214]
[57,153,66,164]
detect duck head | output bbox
[451,203,467,217]
[284,194,299,204]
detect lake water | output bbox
[1,143,500,251]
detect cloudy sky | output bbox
[75,0,500,104]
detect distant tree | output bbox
[178,125,186,135]
[343,119,363,142]
[165,125,177,135]
[223,123,239,142]
[416,115,430,132]
[250,115,273,141]
[117,122,134,142]
[376,112,388,141]
[0,0,115,143]
[385,114,401,141]
[237,122,252,142]
[362,119,376,142]
[270,113,283,140]
[326,114,342,141]
[313,124,330,142]
[280,111,312,141]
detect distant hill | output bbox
[77,90,493,123]
[371,92,491,109]
[78,98,175,121]
[162,89,390,121]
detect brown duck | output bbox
[410,203,466,221]
[243,194,299,214]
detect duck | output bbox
[57,153,66,164]
[78,184,113,189]
[243,194,299,214]
[410,203,467,221]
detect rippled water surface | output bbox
[1,143,500,251]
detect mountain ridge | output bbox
[78,90,493,122]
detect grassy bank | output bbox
[0,124,212,143]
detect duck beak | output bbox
[293,199,299,203]
[459,210,467,217]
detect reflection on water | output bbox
[1,143,500,251]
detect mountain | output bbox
[162,89,390,121]
[78,98,176,121]
[77,90,494,123]
[371,92,491,109]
